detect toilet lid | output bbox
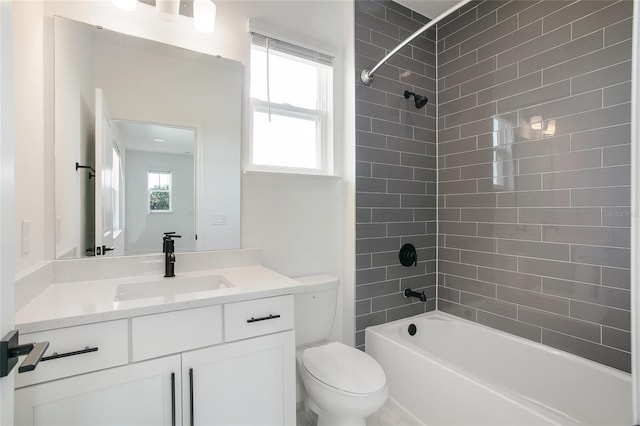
[302,342,386,394]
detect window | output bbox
[249,33,333,173]
[148,170,172,212]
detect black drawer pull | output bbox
[170,372,176,426]
[41,346,98,362]
[189,368,194,426]
[247,314,281,323]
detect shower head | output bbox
[404,90,428,109]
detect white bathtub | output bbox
[366,312,632,425]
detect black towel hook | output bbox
[75,162,95,179]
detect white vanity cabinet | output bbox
[183,331,295,426]
[15,355,181,426]
[14,295,296,426]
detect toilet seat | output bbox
[302,342,386,395]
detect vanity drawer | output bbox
[131,305,223,362]
[224,295,294,342]
[15,320,128,388]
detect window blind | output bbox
[250,32,333,66]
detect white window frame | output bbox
[248,37,333,175]
[148,169,173,213]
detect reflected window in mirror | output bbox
[148,170,173,212]
[249,33,334,174]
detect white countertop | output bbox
[16,265,303,334]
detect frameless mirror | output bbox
[54,16,242,258]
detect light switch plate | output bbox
[211,214,228,225]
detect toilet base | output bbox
[306,397,367,426]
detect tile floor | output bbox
[296,398,422,426]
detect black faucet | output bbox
[163,232,182,278]
[404,288,427,302]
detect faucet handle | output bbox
[163,232,182,239]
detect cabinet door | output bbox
[15,355,181,426]
[182,330,295,426]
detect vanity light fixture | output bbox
[193,0,216,34]
[111,0,217,34]
[156,0,180,22]
[111,0,137,12]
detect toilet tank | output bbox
[293,275,339,347]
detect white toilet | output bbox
[294,275,388,426]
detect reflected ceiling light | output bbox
[153,138,165,142]
[112,0,137,12]
[156,0,180,22]
[530,115,543,130]
[194,0,216,34]
[543,120,556,136]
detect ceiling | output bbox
[114,121,195,155]
[394,0,462,20]
[137,0,461,23]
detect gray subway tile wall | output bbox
[437,0,631,372]
[355,0,437,349]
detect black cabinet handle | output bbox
[189,368,194,426]
[247,314,281,323]
[170,372,176,426]
[41,346,98,362]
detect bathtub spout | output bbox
[404,288,426,302]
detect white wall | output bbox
[340,1,356,347]
[125,151,195,255]
[13,0,355,343]
[13,1,48,273]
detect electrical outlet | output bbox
[21,220,31,255]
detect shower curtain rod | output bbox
[360,0,474,86]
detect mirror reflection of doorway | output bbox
[112,120,196,256]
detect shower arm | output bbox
[360,0,474,86]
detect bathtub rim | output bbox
[365,321,582,425]
[366,310,632,425]
[366,310,631,382]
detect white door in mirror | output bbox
[95,88,123,257]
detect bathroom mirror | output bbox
[54,16,242,258]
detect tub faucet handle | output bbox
[399,243,417,267]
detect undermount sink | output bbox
[114,275,232,301]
